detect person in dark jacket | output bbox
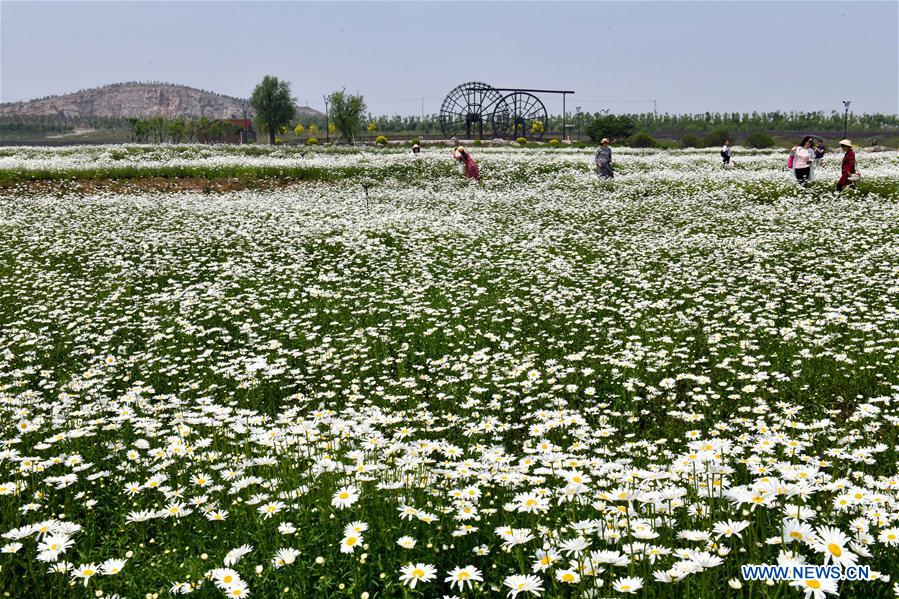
[813,142,825,167]
[595,138,613,179]
[836,139,858,192]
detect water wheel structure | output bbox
[439,81,574,141]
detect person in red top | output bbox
[453,146,480,182]
[836,139,858,192]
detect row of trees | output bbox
[249,76,367,144]
[254,104,899,141]
[128,117,242,143]
[584,115,781,148]
[0,115,139,135]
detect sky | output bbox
[1,1,897,116]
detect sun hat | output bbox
[412,143,420,149]
[456,146,465,153]
[839,139,852,147]
[601,138,610,144]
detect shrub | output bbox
[516,137,528,146]
[473,139,483,146]
[680,134,702,148]
[585,114,636,143]
[548,139,561,147]
[702,127,731,148]
[374,135,388,145]
[744,131,775,149]
[305,137,319,146]
[625,132,659,148]
[411,138,420,146]
[274,137,283,145]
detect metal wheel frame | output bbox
[491,92,548,141]
[439,82,505,140]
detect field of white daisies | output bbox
[1,145,899,598]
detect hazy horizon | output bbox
[2,1,897,116]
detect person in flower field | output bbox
[836,139,859,192]
[453,146,480,182]
[595,138,614,179]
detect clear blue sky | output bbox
[2,1,897,116]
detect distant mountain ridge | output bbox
[0,82,323,120]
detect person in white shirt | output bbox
[410,143,421,159]
[720,140,732,166]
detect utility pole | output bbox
[323,95,330,143]
[842,100,851,139]
[562,92,567,140]
[653,99,657,116]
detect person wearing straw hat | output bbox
[453,146,480,181]
[836,139,859,192]
[410,143,422,160]
[595,138,614,179]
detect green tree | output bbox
[166,118,187,143]
[744,131,775,149]
[250,75,297,145]
[625,131,658,148]
[680,134,702,148]
[328,89,367,145]
[585,114,635,142]
[702,126,731,148]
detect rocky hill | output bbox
[0,82,323,120]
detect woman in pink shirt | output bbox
[790,136,815,186]
[453,146,480,182]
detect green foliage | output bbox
[680,134,702,148]
[328,89,367,145]
[473,139,482,146]
[306,137,319,146]
[744,131,776,149]
[374,135,388,145]
[516,137,528,146]
[585,114,636,143]
[625,131,659,148]
[411,138,420,146]
[548,139,561,147]
[250,75,297,145]
[703,126,731,147]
